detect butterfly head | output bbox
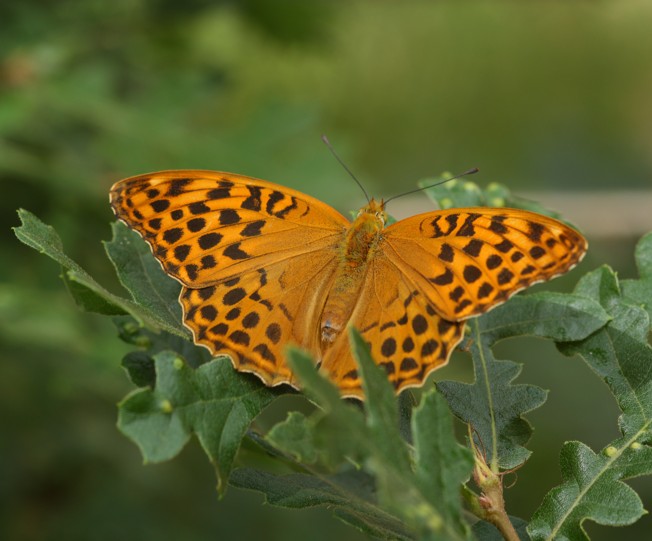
[356,198,388,231]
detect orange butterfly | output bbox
[110,171,587,399]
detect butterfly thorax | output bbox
[320,199,387,347]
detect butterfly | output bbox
[110,170,587,399]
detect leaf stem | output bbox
[467,428,520,541]
[472,319,499,471]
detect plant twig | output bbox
[466,427,521,541]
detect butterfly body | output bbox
[321,199,386,347]
[110,170,587,399]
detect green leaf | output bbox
[483,182,563,218]
[286,348,346,412]
[113,316,210,369]
[121,351,156,388]
[117,351,277,495]
[528,441,652,541]
[412,390,474,538]
[472,516,530,540]
[622,231,652,327]
[113,313,211,388]
[286,347,367,465]
[350,328,412,474]
[351,330,473,541]
[230,468,413,541]
[528,265,652,540]
[560,267,652,433]
[477,292,610,345]
[62,269,127,315]
[266,411,319,465]
[287,343,473,541]
[13,209,185,336]
[420,175,486,208]
[104,222,185,334]
[420,177,564,220]
[438,322,547,470]
[438,290,608,471]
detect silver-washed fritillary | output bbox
[110,170,587,399]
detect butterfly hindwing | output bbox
[321,251,464,399]
[180,249,340,388]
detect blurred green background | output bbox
[3,1,651,540]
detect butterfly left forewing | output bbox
[382,208,587,321]
[110,170,349,287]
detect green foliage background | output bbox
[3,1,652,540]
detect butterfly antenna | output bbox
[384,167,479,205]
[322,134,370,204]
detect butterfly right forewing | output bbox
[383,207,587,321]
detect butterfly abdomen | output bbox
[320,206,385,348]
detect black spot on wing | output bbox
[412,314,428,335]
[223,242,250,260]
[200,305,217,320]
[189,202,210,215]
[457,213,480,237]
[241,220,265,237]
[497,268,514,285]
[167,178,192,196]
[241,186,262,211]
[462,239,483,257]
[400,357,418,371]
[477,282,494,299]
[381,338,397,357]
[186,264,198,281]
[174,245,191,262]
[223,287,246,305]
[438,243,454,262]
[463,265,482,284]
[151,199,170,212]
[266,191,285,214]
[163,228,183,244]
[489,216,508,234]
[449,286,464,302]
[187,218,206,232]
[207,187,231,199]
[528,222,545,242]
[198,286,215,300]
[529,246,546,259]
[275,196,298,218]
[495,239,514,253]
[199,233,223,250]
[431,268,454,285]
[242,311,260,328]
[486,254,502,269]
[266,323,281,344]
[219,209,241,225]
